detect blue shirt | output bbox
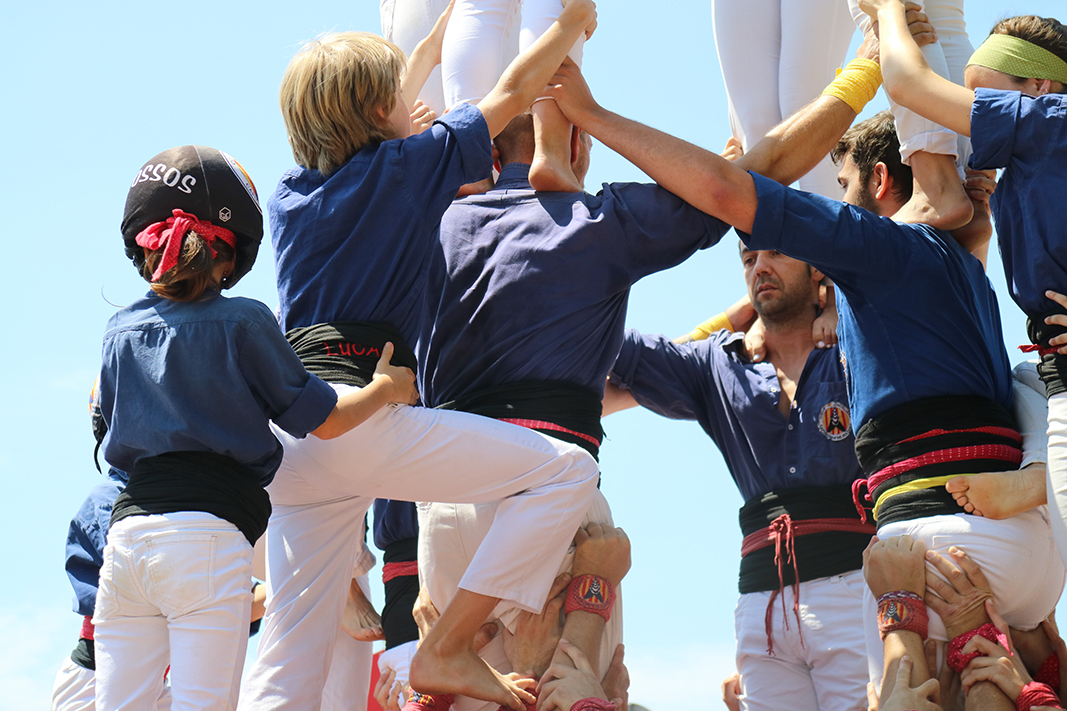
[65,469,127,616]
[272,103,494,348]
[610,330,861,501]
[970,88,1067,316]
[743,173,1013,429]
[100,292,337,485]
[418,163,729,405]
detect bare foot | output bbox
[901,151,973,231]
[342,579,384,642]
[410,643,535,711]
[529,152,582,192]
[945,464,1047,519]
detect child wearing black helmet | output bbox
[92,145,418,710]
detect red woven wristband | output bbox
[569,698,617,711]
[564,574,615,621]
[948,622,1011,674]
[406,692,456,711]
[1017,681,1062,711]
[877,591,928,641]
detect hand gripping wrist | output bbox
[564,574,616,622]
[821,58,883,114]
[947,622,1012,674]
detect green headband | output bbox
[968,33,1067,84]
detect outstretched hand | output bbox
[923,547,993,640]
[546,58,600,128]
[537,639,608,711]
[880,655,944,711]
[863,535,927,598]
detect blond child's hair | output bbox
[280,32,407,176]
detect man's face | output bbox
[837,153,881,215]
[741,248,817,323]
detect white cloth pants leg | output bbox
[863,510,1065,686]
[94,512,253,711]
[848,0,972,166]
[712,0,855,197]
[1045,392,1067,568]
[418,488,621,711]
[51,657,173,711]
[734,570,868,711]
[240,392,599,711]
[381,0,452,115]
[321,574,374,711]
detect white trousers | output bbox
[734,570,869,711]
[381,0,452,114]
[1045,392,1067,570]
[863,509,1066,685]
[239,391,599,711]
[418,488,621,711]
[321,574,375,711]
[711,0,856,197]
[442,0,583,108]
[848,0,972,167]
[94,512,254,711]
[51,657,173,711]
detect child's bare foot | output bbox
[903,151,973,231]
[342,579,384,642]
[945,464,1047,519]
[529,100,582,193]
[410,643,535,710]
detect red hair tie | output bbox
[134,208,237,282]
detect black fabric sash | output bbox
[1028,313,1067,398]
[436,380,604,460]
[286,322,417,388]
[855,396,1020,528]
[737,485,872,594]
[112,452,271,545]
[381,537,420,650]
[70,638,95,671]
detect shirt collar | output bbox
[493,163,533,191]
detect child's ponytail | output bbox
[136,209,237,302]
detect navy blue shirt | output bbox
[272,103,494,348]
[100,292,337,485]
[65,469,127,616]
[418,163,729,405]
[610,330,861,501]
[970,88,1067,316]
[743,173,1013,429]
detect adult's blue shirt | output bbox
[271,103,494,349]
[65,468,127,617]
[418,163,729,405]
[743,173,1013,429]
[970,88,1067,316]
[610,330,861,501]
[100,292,337,485]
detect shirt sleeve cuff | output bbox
[738,172,787,251]
[436,102,494,185]
[273,374,338,438]
[969,88,1019,170]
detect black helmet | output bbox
[121,146,263,289]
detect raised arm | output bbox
[477,0,597,139]
[400,0,455,108]
[861,0,975,136]
[547,60,757,233]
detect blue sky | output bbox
[2,0,1063,707]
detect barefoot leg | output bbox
[905,151,973,231]
[529,100,582,193]
[409,589,534,710]
[342,578,384,642]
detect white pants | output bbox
[321,574,375,711]
[51,657,173,711]
[381,0,452,114]
[418,488,621,711]
[239,392,599,711]
[442,0,583,108]
[711,0,856,197]
[848,0,972,167]
[863,509,1065,685]
[734,570,868,711]
[94,512,254,711]
[1045,392,1067,569]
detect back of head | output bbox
[494,114,536,167]
[281,32,406,176]
[831,110,913,203]
[121,145,263,301]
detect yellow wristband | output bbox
[687,312,734,342]
[821,58,883,114]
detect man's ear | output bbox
[569,125,582,168]
[1034,78,1055,96]
[811,266,826,285]
[871,162,891,200]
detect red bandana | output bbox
[135,209,237,282]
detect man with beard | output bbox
[603,247,873,711]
